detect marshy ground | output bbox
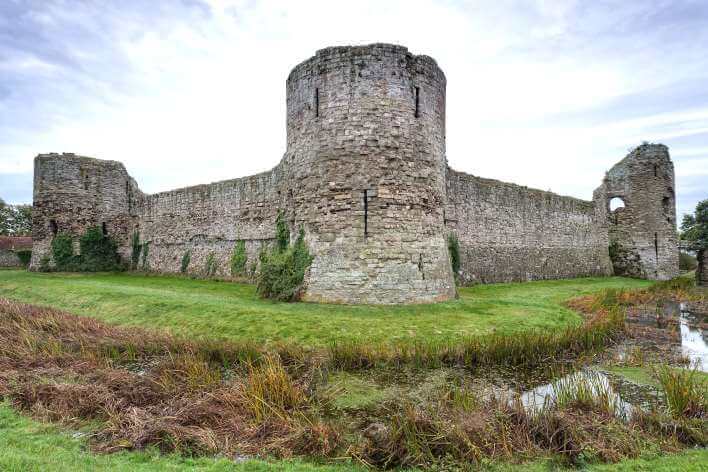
[0,269,706,471]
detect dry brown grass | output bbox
[0,297,703,468]
[0,298,330,458]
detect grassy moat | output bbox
[0,269,705,471]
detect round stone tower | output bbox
[283,44,456,304]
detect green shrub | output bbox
[131,230,141,270]
[275,211,289,252]
[180,250,191,274]
[204,252,218,277]
[447,234,460,277]
[51,233,74,270]
[141,242,149,271]
[257,226,312,302]
[78,226,122,271]
[49,228,123,272]
[15,250,32,266]
[230,240,247,276]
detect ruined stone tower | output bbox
[32,154,139,265]
[594,144,679,280]
[30,44,680,303]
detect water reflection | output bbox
[664,301,708,372]
[680,313,708,372]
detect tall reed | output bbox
[655,366,707,419]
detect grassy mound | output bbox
[0,270,650,347]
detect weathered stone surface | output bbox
[0,249,22,267]
[29,44,679,303]
[446,171,612,283]
[0,236,32,267]
[594,144,679,280]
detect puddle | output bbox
[664,301,708,372]
[518,370,635,419]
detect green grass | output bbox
[606,366,661,387]
[2,403,705,471]
[0,270,650,347]
[584,450,708,471]
[607,365,708,388]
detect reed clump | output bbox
[330,307,624,370]
[655,366,707,420]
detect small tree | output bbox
[681,199,708,286]
[230,240,247,276]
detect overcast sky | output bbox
[1,0,706,218]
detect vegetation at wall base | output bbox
[275,211,290,252]
[257,225,313,302]
[447,233,460,279]
[48,227,124,272]
[230,240,247,276]
[180,250,191,274]
[131,230,141,270]
[15,250,32,267]
[204,251,218,277]
[79,226,123,271]
[141,242,150,271]
[50,232,74,268]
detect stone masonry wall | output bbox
[30,152,283,277]
[137,166,285,277]
[445,170,613,284]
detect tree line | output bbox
[0,198,32,236]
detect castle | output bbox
[30,44,679,304]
